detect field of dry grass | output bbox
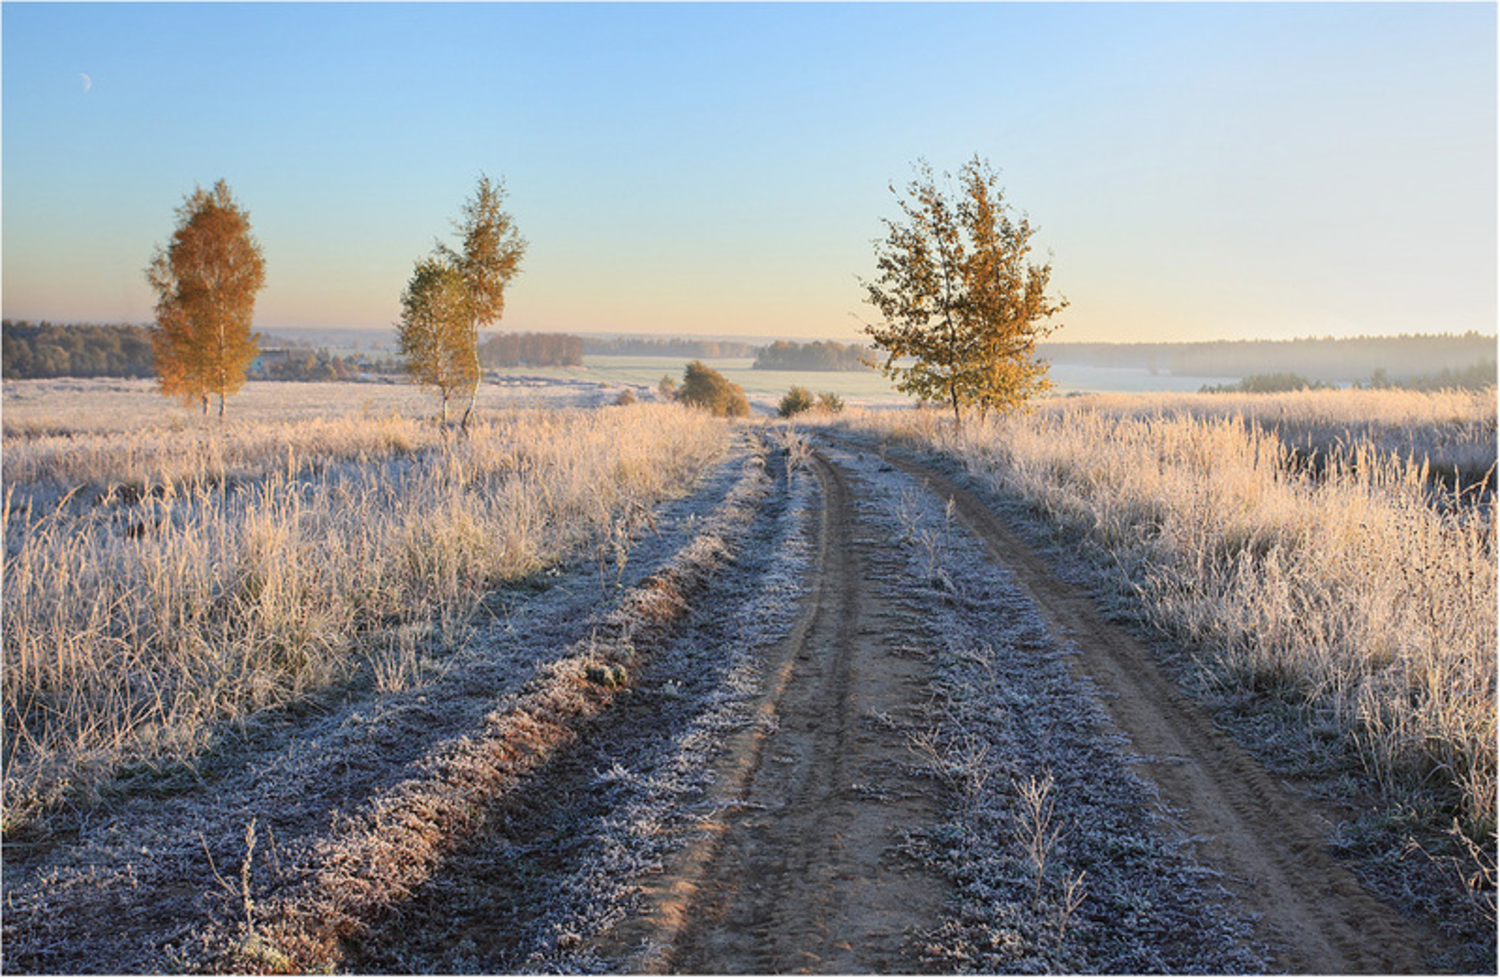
[2,385,729,832]
[833,388,1497,841]
[4,378,1493,972]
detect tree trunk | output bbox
[217,393,226,419]
[460,331,481,431]
[201,394,209,416]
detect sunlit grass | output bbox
[835,388,1497,840]
[2,400,729,830]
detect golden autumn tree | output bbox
[146,180,266,416]
[435,174,526,428]
[863,156,1065,428]
[397,256,475,424]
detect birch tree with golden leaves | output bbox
[146,180,266,417]
[397,256,474,424]
[863,157,1065,428]
[436,174,526,428]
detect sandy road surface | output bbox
[645,451,950,973]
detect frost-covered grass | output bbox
[214,442,777,973]
[1050,387,1497,486]
[830,445,1266,972]
[467,441,818,974]
[834,388,1497,844]
[2,438,769,975]
[2,402,729,832]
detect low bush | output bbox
[778,386,815,417]
[679,361,749,418]
[779,386,844,418]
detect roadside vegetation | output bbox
[677,360,750,417]
[1,402,728,833]
[777,385,844,418]
[833,387,1497,851]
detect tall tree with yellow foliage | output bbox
[146,180,266,417]
[437,174,526,428]
[863,157,1065,428]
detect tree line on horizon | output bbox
[479,331,582,368]
[1042,332,1497,384]
[11,312,1493,396]
[1,321,154,380]
[582,336,757,358]
[752,339,871,372]
[1,322,874,382]
[0,320,408,383]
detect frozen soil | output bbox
[4,422,1466,973]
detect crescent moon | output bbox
[80,73,91,93]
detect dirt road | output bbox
[605,438,1433,973]
[4,430,1446,973]
[633,451,951,973]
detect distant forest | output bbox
[9,321,1493,391]
[2,320,405,382]
[248,348,402,382]
[479,331,583,368]
[1041,333,1497,385]
[2,320,154,380]
[753,340,872,372]
[582,336,757,358]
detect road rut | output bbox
[877,442,1434,973]
[623,450,950,973]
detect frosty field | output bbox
[2,379,1494,973]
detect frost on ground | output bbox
[1,433,767,975]
[823,441,1268,973]
[340,434,1270,974]
[342,439,817,973]
[9,415,1457,973]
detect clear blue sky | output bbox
[3,2,1494,343]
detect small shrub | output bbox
[779,386,816,417]
[816,391,844,413]
[679,361,750,418]
[615,388,637,406]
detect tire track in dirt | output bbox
[338,439,813,973]
[872,442,1435,974]
[620,449,951,974]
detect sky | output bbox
[2,2,1495,344]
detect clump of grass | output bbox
[2,404,728,832]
